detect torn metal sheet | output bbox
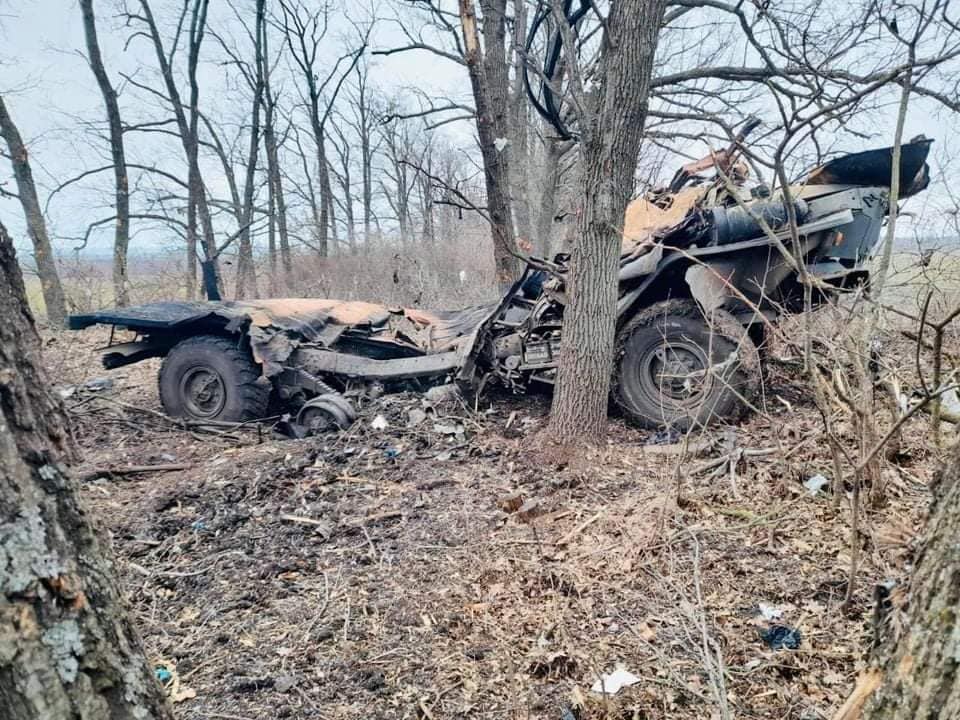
[70,298,497,377]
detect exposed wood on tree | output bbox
[0,220,171,719]
[459,0,518,286]
[0,95,67,327]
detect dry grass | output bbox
[51,321,950,720]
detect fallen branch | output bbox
[556,510,603,546]
[82,463,189,480]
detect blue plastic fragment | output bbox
[760,624,802,650]
[155,666,173,683]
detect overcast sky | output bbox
[0,0,471,257]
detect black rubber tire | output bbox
[612,299,760,430]
[158,335,270,422]
[297,395,354,433]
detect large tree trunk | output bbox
[0,95,68,326]
[854,444,960,719]
[80,0,130,307]
[308,104,331,258]
[0,221,171,719]
[459,0,518,287]
[549,0,666,441]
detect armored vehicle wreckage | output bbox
[70,135,932,434]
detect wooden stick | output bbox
[83,463,188,479]
[831,668,882,720]
[280,514,329,527]
[556,510,603,546]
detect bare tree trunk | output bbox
[0,95,67,326]
[305,104,331,257]
[419,157,435,245]
[853,443,960,719]
[358,73,374,250]
[267,183,278,294]
[459,0,517,287]
[293,127,323,254]
[0,221,172,719]
[138,0,221,299]
[508,0,533,246]
[261,20,291,284]
[535,135,564,256]
[235,0,265,299]
[549,0,666,442]
[325,155,340,255]
[263,115,291,279]
[80,0,130,307]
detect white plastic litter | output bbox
[370,415,389,430]
[590,667,642,695]
[804,474,830,495]
[758,602,783,621]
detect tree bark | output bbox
[80,0,130,307]
[234,0,265,300]
[535,135,564,256]
[508,0,533,247]
[138,0,220,299]
[0,95,68,327]
[307,89,330,258]
[263,110,291,280]
[459,0,518,287]
[856,443,960,719]
[549,0,666,442]
[356,65,374,250]
[0,221,171,719]
[261,19,291,284]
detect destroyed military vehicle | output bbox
[70,133,932,434]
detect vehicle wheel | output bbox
[296,394,356,434]
[612,299,760,430]
[159,335,269,422]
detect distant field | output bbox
[24,276,118,319]
[883,249,960,321]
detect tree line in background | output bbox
[0,0,585,324]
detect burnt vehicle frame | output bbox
[70,132,933,433]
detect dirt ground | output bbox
[48,324,945,720]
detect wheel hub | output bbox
[647,342,707,401]
[179,366,226,418]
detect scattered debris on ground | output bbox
[55,325,944,719]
